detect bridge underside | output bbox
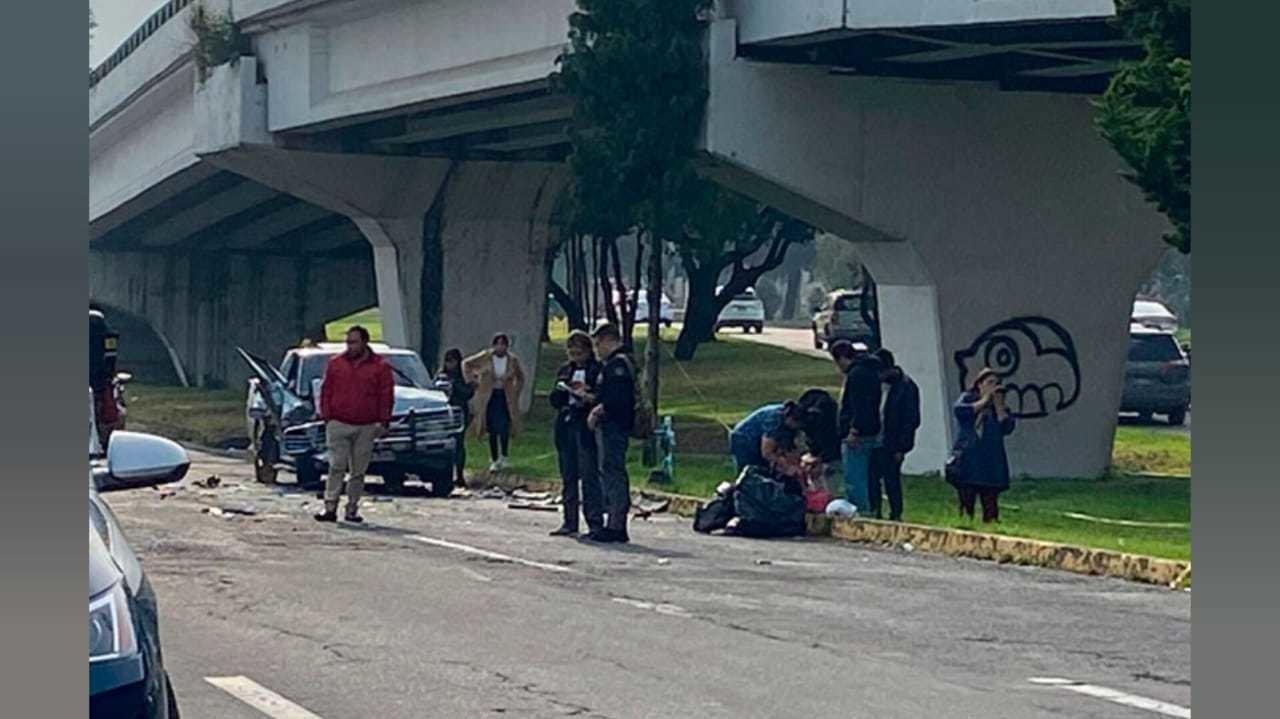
[738,16,1139,94]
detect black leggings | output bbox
[453,411,468,477]
[957,485,1001,522]
[486,390,511,460]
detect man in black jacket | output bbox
[870,348,921,521]
[831,341,882,513]
[587,323,635,543]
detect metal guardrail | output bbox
[89,0,194,89]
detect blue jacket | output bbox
[952,391,1016,490]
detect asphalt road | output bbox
[728,326,1192,434]
[106,450,1191,718]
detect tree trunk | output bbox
[548,276,586,331]
[598,237,619,328]
[645,237,662,423]
[610,237,634,349]
[673,265,721,361]
[858,265,882,349]
[782,265,803,320]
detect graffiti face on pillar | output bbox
[955,317,1081,419]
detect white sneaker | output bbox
[488,460,500,473]
[498,456,510,470]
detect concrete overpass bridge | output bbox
[90,0,1166,477]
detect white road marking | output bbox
[1029,677,1190,717]
[410,535,580,574]
[611,596,692,617]
[458,566,493,583]
[205,676,325,719]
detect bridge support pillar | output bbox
[704,20,1169,477]
[89,249,376,388]
[201,147,565,408]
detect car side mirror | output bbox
[97,431,190,493]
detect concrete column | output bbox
[200,147,454,355]
[704,20,1168,477]
[89,248,377,387]
[432,162,568,412]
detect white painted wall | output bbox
[253,0,575,132]
[90,67,197,224]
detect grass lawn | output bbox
[1113,426,1192,476]
[126,312,1190,560]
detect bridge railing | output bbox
[89,0,194,89]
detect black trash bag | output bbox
[693,494,736,534]
[732,467,806,538]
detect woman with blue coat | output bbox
[951,368,1016,522]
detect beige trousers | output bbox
[324,420,381,511]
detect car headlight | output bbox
[89,582,137,663]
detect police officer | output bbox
[548,331,604,537]
[586,323,635,544]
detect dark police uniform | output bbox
[595,348,636,534]
[549,358,604,533]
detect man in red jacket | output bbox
[314,326,394,523]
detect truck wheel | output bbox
[1167,408,1187,426]
[382,470,407,495]
[250,423,278,485]
[423,467,454,498]
[295,457,323,490]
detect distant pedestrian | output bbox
[728,402,807,479]
[314,326,393,523]
[586,323,635,543]
[436,348,475,488]
[950,368,1016,523]
[869,348,921,521]
[464,333,527,473]
[831,340,882,514]
[548,331,604,537]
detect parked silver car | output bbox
[811,289,875,349]
[715,286,766,334]
[1121,325,1191,425]
[240,343,463,496]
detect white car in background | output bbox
[715,286,766,334]
[1131,298,1179,333]
[627,290,675,328]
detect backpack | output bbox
[732,467,806,538]
[693,494,736,533]
[618,355,655,440]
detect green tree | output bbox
[557,0,713,420]
[673,187,814,360]
[1096,0,1191,253]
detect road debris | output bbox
[192,475,222,489]
[508,501,558,512]
[478,487,508,500]
[633,494,671,519]
[512,489,553,501]
[657,558,671,566]
[204,505,258,517]
[902,542,915,553]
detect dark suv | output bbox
[1121,325,1191,425]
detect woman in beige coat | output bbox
[463,333,527,471]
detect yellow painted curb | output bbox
[810,515,1190,588]
[474,473,1189,588]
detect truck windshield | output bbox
[297,353,432,396]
